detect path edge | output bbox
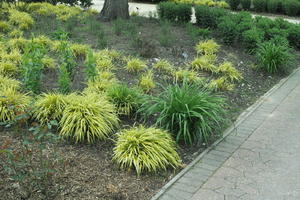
[151,67,300,200]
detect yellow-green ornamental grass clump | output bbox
[70,43,91,58]
[0,61,18,76]
[59,93,119,143]
[0,21,10,32]
[218,61,243,82]
[41,56,56,69]
[173,69,198,83]
[0,87,31,122]
[8,9,34,30]
[195,39,220,55]
[84,71,118,93]
[33,93,68,125]
[208,77,235,91]
[0,75,21,90]
[126,58,147,73]
[113,126,181,176]
[153,59,173,73]
[139,71,156,92]
[191,56,217,73]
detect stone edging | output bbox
[151,67,300,200]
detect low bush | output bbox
[228,0,241,10]
[139,83,226,144]
[241,0,251,10]
[59,93,119,143]
[252,0,267,12]
[217,62,243,82]
[0,87,30,123]
[191,56,218,73]
[139,71,156,92]
[0,75,21,90]
[194,5,228,28]
[267,0,280,13]
[242,27,264,52]
[173,69,198,83]
[106,84,142,116]
[157,2,192,23]
[113,125,181,176]
[195,39,220,55]
[287,24,300,49]
[33,93,68,125]
[126,58,147,73]
[256,41,293,74]
[217,15,239,44]
[153,59,173,73]
[283,0,300,16]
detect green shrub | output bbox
[287,24,300,49]
[235,11,253,39]
[84,50,97,81]
[283,0,300,16]
[60,93,119,143]
[242,28,264,52]
[194,5,229,28]
[253,0,267,12]
[217,15,239,44]
[228,0,241,10]
[139,83,226,145]
[58,63,71,94]
[267,0,280,13]
[256,41,293,74]
[106,84,142,116]
[157,2,192,23]
[186,23,212,42]
[241,0,251,10]
[113,125,181,176]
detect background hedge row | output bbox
[227,0,300,16]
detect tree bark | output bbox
[99,0,129,21]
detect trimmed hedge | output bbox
[194,5,228,28]
[241,0,251,10]
[283,0,300,16]
[227,0,240,10]
[157,2,192,23]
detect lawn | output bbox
[0,2,300,200]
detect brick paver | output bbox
[152,68,300,200]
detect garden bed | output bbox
[0,2,300,200]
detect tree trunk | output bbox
[99,0,129,21]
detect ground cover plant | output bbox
[1,2,300,200]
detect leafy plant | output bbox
[217,15,239,44]
[126,58,147,73]
[84,50,97,81]
[287,24,300,49]
[267,0,280,13]
[139,83,226,144]
[106,84,142,115]
[208,77,235,91]
[84,71,118,93]
[0,75,21,90]
[195,39,220,55]
[242,27,264,52]
[33,93,68,125]
[256,41,293,74]
[158,20,175,47]
[191,56,217,73]
[0,87,30,123]
[59,93,119,143]
[0,61,18,76]
[58,40,76,78]
[41,56,56,69]
[194,5,228,28]
[217,62,243,82]
[228,0,241,10]
[21,40,45,94]
[241,0,251,10]
[58,63,71,94]
[173,69,198,83]
[253,0,267,12]
[70,43,90,59]
[153,59,173,73]
[283,0,300,16]
[158,2,192,23]
[139,71,156,93]
[113,125,181,176]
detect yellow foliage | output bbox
[195,39,220,55]
[70,43,91,58]
[59,93,119,143]
[208,77,235,91]
[126,58,147,73]
[33,35,53,49]
[139,71,156,92]
[0,75,21,90]
[173,69,198,83]
[0,87,31,122]
[8,29,23,38]
[191,56,218,73]
[153,59,173,73]
[217,62,243,82]
[0,21,10,32]
[41,56,56,69]
[84,71,118,93]
[171,0,229,8]
[8,9,34,30]
[0,61,18,76]
[7,37,28,51]
[0,49,22,64]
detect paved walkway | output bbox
[92,0,300,24]
[151,68,300,200]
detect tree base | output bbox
[99,0,129,21]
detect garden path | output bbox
[91,0,300,24]
[151,67,300,200]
